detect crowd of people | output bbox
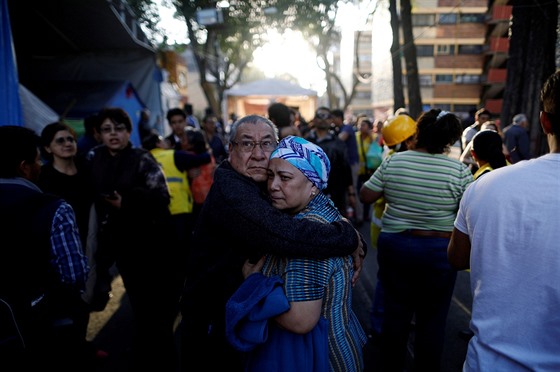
[1,69,558,372]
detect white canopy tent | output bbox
[18,84,59,134]
[223,79,318,123]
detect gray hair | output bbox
[513,113,527,125]
[228,115,279,144]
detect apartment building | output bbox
[404,0,488,120]
[481,0,512,115]
[356,0,496,122]
[347,30,375,117]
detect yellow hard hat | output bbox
[382,115,417,147]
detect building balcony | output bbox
[487,37,509,53]
[486,5,511,38]
[435,55,485,69]
[488,5,512,23]
[485,98,503,114]
[485,68,507,84]
[433,84,482,99]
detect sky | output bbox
[251,29,327,95]
[156,1,190,45]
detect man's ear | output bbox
[540,111,552,134]
[17,159,31,178]
[470,149,478,161]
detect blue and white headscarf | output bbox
[270,135,330,190]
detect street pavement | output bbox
[353,221,472,371]
[87,220,472,371]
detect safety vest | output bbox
[150,148,193,215]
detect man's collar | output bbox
[0,177,42,192]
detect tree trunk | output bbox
[400,0,422,119]
[182,8,218,115]
[500,0,557,157]
[389,0,405,112]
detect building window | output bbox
[412,14,435,26]
[436,45,455,55]
[439,13,457,24]
[416,45,434,57]
[455,74,481,84]
[354,109,373,117]
[454,104,477,113]
[436,74,453,83]
[355,91,372,100]
[458,45,483,55]
[460,13,485,23]
[419,75,433,86]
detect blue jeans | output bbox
[377,231,457,372]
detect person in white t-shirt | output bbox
[448,70,560,371]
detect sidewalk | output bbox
[87,274,135,372]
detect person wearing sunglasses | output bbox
[38,121,104,363]
[39,122,93,249]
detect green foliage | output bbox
[126,0,163,44]
[130,0,343,52]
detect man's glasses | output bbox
[231,140,276,153]
[54,136,76,145]
[100,124,127,134]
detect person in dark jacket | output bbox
[38,121,104,359]
[178,115,366,371]
[502,113,531,163]
[307,107,356,219]
[142,132,211,298]
[0,125,89,371]
[165,107,188,151]
[87,107,177,371]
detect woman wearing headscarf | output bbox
[228,136,366,371]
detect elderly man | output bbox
[179,114,365,371]
[502,113,531,163]
[448,70,560,371]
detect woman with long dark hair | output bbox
[470,129,508,180]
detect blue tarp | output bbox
[0,0,22,126]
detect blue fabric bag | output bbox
[245,318,330,372]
